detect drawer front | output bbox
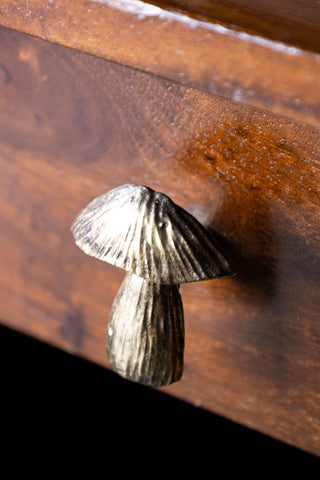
[0,26,320,455]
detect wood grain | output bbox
[1,1,320,128]
[150,0,320,53]
[1,27,320,456]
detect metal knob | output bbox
[71,184,235,386]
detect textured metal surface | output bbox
[107,272,184,387]
[71,183,235,385]
[71,184,234,284]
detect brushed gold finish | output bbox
[107,272,184,387]
[71,184,235,386]
[71,184,234,284]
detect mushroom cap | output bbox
[71,183,235,284]
[107,272,184,387]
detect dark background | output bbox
[1,324,319,478]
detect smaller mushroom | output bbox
[71,184,235,386]
[107,272,184,387]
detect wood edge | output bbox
[147,0,320,55]
[0,0,320,127]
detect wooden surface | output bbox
[1,0,320,128]
[1,26,320,456]
[150,0,320,53]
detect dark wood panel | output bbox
[1,27,320,455]
[1,1,320,127]
[150,0,320,53]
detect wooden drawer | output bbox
[1,0,320,457]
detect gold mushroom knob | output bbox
[71,184,235,387]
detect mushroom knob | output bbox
[71,184,235,386]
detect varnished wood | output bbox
[0,2,320,127]
[1,27,320,456]
[150,0,320,53]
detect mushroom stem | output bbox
[106,272,185,387]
